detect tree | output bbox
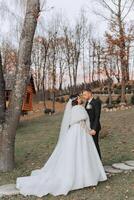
[95,0,134,103]
[72,22,82,92]
[0,0,40,172]
[87,25,92,83]
[96,41,102,82]
[32,37,45,92]
[101,47,114,107]
[56,37,67,92]
[32,36,50,108]
[41,37,50,109]
[90,39,97,82]
[0,52,6,124]
[63,27,73,92]
[80,8,88,83]
[50,31,57,112]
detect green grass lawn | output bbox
[0,108,134,200]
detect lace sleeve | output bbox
[80,120,90,134]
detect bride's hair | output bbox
[70,94,79,106]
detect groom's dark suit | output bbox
[85,98,102,159]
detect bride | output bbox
[16,94,107,197]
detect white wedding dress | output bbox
[16,101,107,197]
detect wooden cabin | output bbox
[5,75,36,113]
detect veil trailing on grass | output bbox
[58,99,72,142]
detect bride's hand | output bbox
[90,130,96,135]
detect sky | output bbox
[44,0,134,35]
[0,0,108,42]
[1,0,134,42]
[44,0,108,37]
[0,0,134,84]
[46,0,91,19]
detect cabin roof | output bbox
[4,74,36,93]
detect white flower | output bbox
[86,103,92,109]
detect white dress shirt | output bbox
[88,97,93,104]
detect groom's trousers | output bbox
[92,132,101,160]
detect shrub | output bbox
[114,88,121,94]
[103,90,108,94]
[66,98,69,102]
[107,104,114,109]
[60,97,65,103]
[44,108,55,114]
[116,96,121,104]
[105,97,111,104]
[55,97,60,102]
[117,85,121,90]
[113,84,117,89]
[126,89,131,94]
[105,97,113,107]
[47,97,52,101]
[115,95,128,104]
[104,87,108,91]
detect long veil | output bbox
[58,99,72,142]
[30,99,72,175]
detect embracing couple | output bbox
[16,88,107,197]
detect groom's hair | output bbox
[83,87,92,93]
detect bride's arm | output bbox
[70,106,91,133]
[80,120,91,134]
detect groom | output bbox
[83,88,102,159]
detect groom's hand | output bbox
[90,130,96,135]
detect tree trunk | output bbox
[52,62,56,112]
[126,43,130,81]
[118,0,127,104]
[92,42,95,82]
[52,90,55,112]
[59,62,63,93]
[42,76,47,109]
[121,78,126,103]
[73,51,79,93]
[0,52,6,123]
[108,80,112,107]
[82,48,86,83]
[97,46,101,82]
[104,60,113,107]
[42,59,47,109]
[0,0,40,172]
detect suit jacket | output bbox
[85,98,101,133]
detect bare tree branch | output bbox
[111,0,118,7]
[121,0,129,13]
[99,0,117,15]
[122,0,134,21]
[93,10,111,22]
